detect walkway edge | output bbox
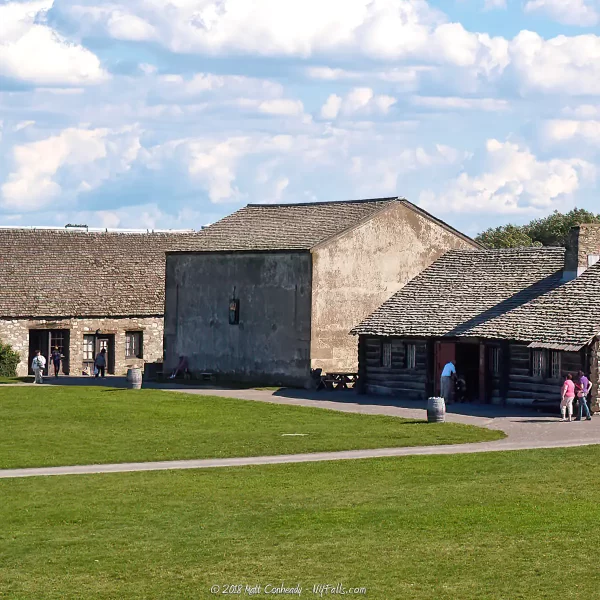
[1,438,598,479]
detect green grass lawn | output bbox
[0,377,32,385]
[2,447,600,599]
[0,387,502,469]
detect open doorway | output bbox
[456,343,480,403]
[28,329,70,375]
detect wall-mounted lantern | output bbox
[229,287,240,325]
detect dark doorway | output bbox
[456,343,480,402]
[434,341,456,395]
[82,334,115,375]
[28,329,70,375]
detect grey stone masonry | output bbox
[0,317,163,377]
[565,224,600,278]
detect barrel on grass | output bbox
[427,397,445,423]
[126,367,143,390]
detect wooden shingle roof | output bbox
[352,247,589,345]
[0,229,205,318]
[180,198,478,252]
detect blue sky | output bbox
[1,0,600,237]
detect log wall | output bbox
[361,335,429,399]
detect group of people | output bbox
[561,371,593,422]
[31,347,108,384]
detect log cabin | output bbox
[352,224,600,410]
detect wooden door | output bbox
[435,342,456,395]
[96,338,109,373]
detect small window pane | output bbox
[83,335,94,361]
[489,347,501,375]
[406,344,417,369]
[126,332,143,359]
[532,350,546,378]
[551,352,561,379]
[381,342,392,368]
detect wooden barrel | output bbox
[126,367,143,390]
[427,397,446,423]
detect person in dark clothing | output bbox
[95,348,107,378]
[51,346,62,378]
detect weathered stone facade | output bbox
[0,317,163,377]
[565,224,600,279]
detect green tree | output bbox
[526,209,600,247]
[0,341,19,378]
[475,224,535,248]
[476,208,600,249]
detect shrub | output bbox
[0,341,20,378]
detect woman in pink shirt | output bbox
[561,373,576,422]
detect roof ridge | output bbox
[245,197,399,208]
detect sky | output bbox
[1,0,600,237]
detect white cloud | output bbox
[509,31,600,95]
[320,94,343,119]
[13,121,36,132]
[1,127,141,210]
[543,119,600,145]
[524,0,599,26]
[411,96,510,111]
[0,1,108,86]
[51,0,508,78]
[562,104,600,119]
[319,87,397,120]
[257,99,305,117]
[419,139,596,214]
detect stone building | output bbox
[0,228,203,377]
[164,197,479,386]
[353,225,600,408]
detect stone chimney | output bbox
[563,224,600,280]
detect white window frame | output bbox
[125,331,143,359]
[532,350,546,378]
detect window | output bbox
[381,342,392,368]
[551,351,561,380]
[532,350,546,378]
[125,332,143,359]
[489,347,501,375]
[83,335,95,361]
[405,343,417,369]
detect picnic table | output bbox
[317,372,358,391]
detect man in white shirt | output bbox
[440,361,456,404]
[31,350,46,384]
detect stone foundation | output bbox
[0,316,164,377]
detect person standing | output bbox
[94,348,107,378]
[561,373,576,422]
[51,346,62,378]
[440,360,456,404]
[31,350,46,384]
[575,370,593,421]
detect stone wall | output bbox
[310,202,479,373]
[164,251,312,386]
[0,316,164,377]
[565,224,600,278]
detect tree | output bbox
[0,341,19,378]
[475,224,535,249]
[476,208,600,249]
[526,209,600,247]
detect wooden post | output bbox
[357,335,366,395]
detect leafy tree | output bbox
[0,341,19,378]
[476,208,600,249]
[475,224,535,249]
[527,209,600,247]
